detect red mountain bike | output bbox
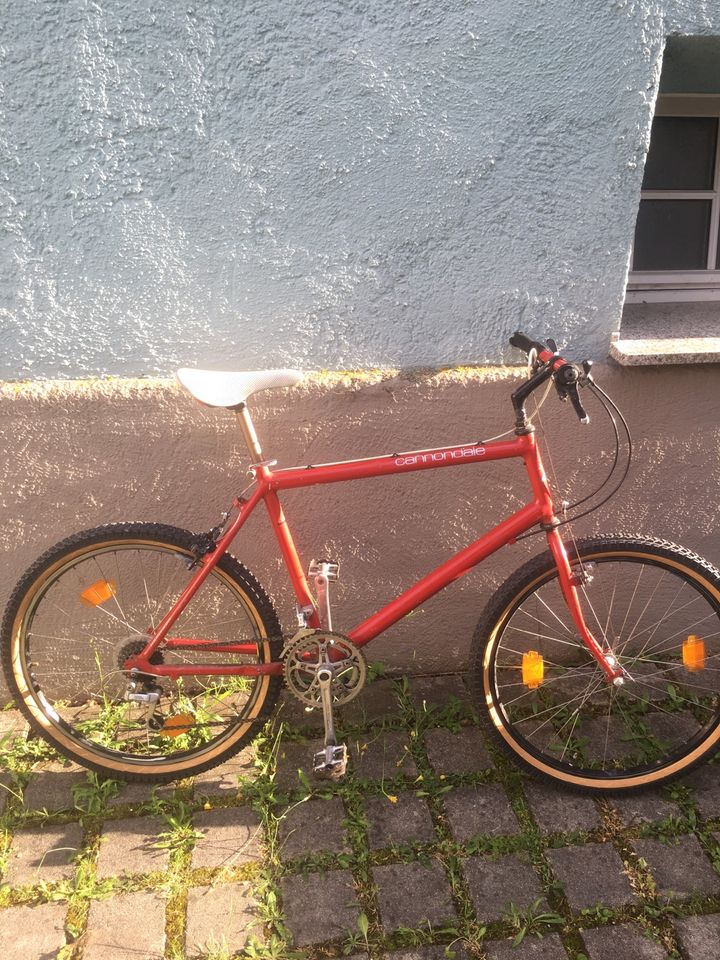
[3,333,719,792]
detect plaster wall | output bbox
[3,1,720,378]
[1,364,718,700]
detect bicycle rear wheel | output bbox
[2,523,282,782]
[469,537,720,792]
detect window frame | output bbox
[626,94,720,303]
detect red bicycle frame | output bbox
[125,430,621,682]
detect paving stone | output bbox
[365,790,436,849]
[0,709,29,744]
[674,913,720,960]
[388,945,472,960]
[547,843,636,910]
[22,761,87,811]
[525,780,600,833]
[612,791,681,826]
[486,933,567,960]
[338,678,403,725]
[679,764,720,819]
[191,805,263,869]
[0,900,68,960]
[634,836,720,901]
[186,882,258,956]
[193,747,256,796]
[281,869,359,945]
[425,725,492,774]
[581,716,639,765]
[273,737,325,792]
[582,922,670,959]
[4,821,83,886]
[348,729,418,782]
[96,817,170,878]
[374,860,456,931]
[409,674,472,717]
[83,890,166,959]
[105,781,153,807]
[276,690,324,729]
[443,783,519,842]
[277,795,348,859]
[462,854,544,920]
[0,769,18,813]
[647,711,700,746]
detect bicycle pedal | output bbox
[312,744,348,781]
[308,558,340,581]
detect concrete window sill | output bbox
[610,336,720,365]
[613,302,720,366]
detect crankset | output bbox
[282,630,367,780]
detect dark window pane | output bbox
[642,117,718,190]
[633,199,711,270]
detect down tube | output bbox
[349,500,543,646]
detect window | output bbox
[626,95,720,302]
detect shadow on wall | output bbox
[0,361,718,702]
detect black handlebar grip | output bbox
[509,331,547,355]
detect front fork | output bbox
[546,528,625,684]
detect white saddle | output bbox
[176,367,304,408]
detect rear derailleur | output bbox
[119,639,164,731]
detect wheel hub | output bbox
[117,638,164,682]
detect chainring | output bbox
[283,630,367,708]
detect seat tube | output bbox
[263,489,319,624]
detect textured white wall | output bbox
[1,1,720,377]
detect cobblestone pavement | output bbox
[2,674,720,959]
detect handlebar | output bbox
[509,330,594,431]
[508,331,550,357]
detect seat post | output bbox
[235,403,263,461]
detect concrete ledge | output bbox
[610,337,720,365]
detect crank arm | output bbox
[312,667,348,780]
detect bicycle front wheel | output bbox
[469,537,720,792]
[2,523,282,782]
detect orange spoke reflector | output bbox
[80,579,117,607]
[522,650,544,689]
[683,635,706,672]
[158,713,195,738]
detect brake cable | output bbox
[561,382,633,523]
[515,378,633,541]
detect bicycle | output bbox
[2,332,719,793]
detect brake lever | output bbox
[554,363,591,424]
[566,381,590,424]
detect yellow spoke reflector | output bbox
[683,634,706,672]
[522,650,544,689]
[158,713,195,738]
[80,579,117,607]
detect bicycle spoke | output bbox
[517,595,575,637]
[505,624,588,649]
[486,545,720,784]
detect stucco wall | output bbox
[2,2,720,378]
[1,363,718,700]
